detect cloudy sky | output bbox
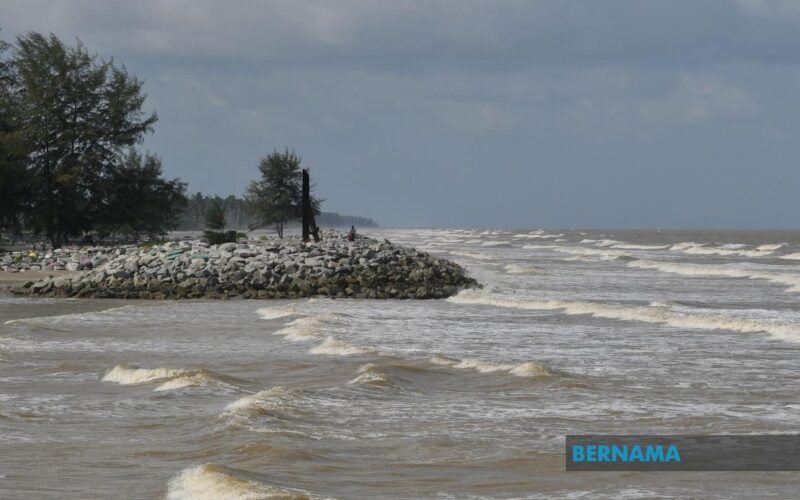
[3,0,800,228]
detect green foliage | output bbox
[7,32,158,247]
[203,230,238,245]
[0,30,28,232]
[103,150,188,238]
[204,198,226,231]
[245,149,320,238]
[202,198,238,244]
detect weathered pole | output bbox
[302,169,320,242]
[302,169,310,242]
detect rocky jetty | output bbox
[8,232,479,299]
[2,246,113,272]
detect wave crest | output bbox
[430,354,555,378]
[167,463,310,500]
[309,336,372,356]
[102,365,239,392]
[628,259,800,292]
[348,363,394,387]
[448,289,800,342]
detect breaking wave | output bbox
[779,253,800,261]
[167,463,311,500]
[580,239,668,250]
[610,243,669,250]
[629,259,800,292]
[513,232,564,239]
[102,365,240,392]
[668,242,779,258]
[223,387,299,420]
[429,354,555,378]
[525,244,632,261]
[256,306,298,320]
[273,317,330,342]
[309,336,373,356]
[448,289,800,342]
[348,363,394,388]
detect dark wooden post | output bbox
[302,169,310,242]
[302,169,320,242]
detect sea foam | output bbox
[166,463,310,500]
[309,336,372,356]
[448,290,800,342]
[429,354,554,378]
[273,317,329,342]
[628,259,800,292]
[256,307,297,320]
[102,365,238,392]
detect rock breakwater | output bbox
[9,232,479,299]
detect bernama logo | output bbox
[571,444,681,463]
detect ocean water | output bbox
[3,229,800,499]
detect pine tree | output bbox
[0,31,27,232]
[12,33,157,247]
[245,149,320,238]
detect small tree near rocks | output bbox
[203,198,236,244]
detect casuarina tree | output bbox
[245,149,320,238]
[11,32,158,247]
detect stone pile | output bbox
[1,247,116,272]
[10,233,479,299]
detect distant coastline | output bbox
[176,194,378,231]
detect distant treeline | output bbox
[178,194,377,230]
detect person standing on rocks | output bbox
[347,226,357,242]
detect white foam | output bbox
[255,307,296,320]
[166,464,310,500]
[154,372,223,392]
[669,242,777,258]
[513,233,564,239]
[224,387,295,418]
[348,363,391,386]
[309,336,372,356]
[629,259,800,292]
[503,263,540,274]
[525,245,631,261]
[610,243,669,250]
[448,289,800,342]
[102,365,188,385]
[273,317,329,342]
[102,365,233,392]
[430,354,553,378]
[779,253,800,261]
[757,243,786,251]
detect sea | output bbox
[2,228,800,499]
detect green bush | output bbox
[204,230,238,245]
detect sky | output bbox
[2,0,800,228]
